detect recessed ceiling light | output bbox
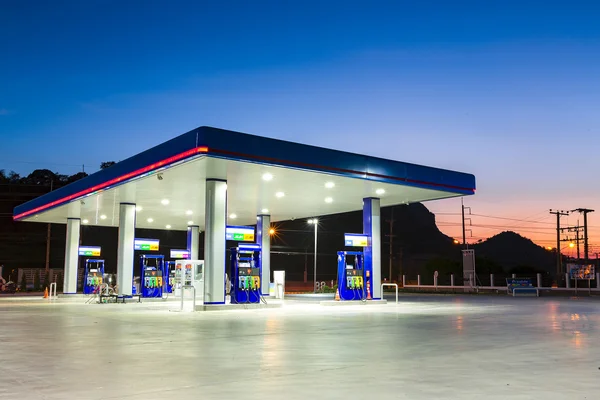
[165,224,171,229]
[187,221,194,225]
[376,188,385,195]
[262,173,273,181]
[229,214,237,219]
[147,218,154,223]
[325,182,335,188]
[82,219,89,224]
[261,208,269,213]
[161,199,170,205]
[186,210,193,215]
[135,206,143,212]
[275,191,285,198]
[325,197,333,203]
[100,215,107,220]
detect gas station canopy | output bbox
[13,126,476,229]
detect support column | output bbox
[117,203,136,296]
[204,179,227,304]
[63,218,80,294]
[187,225,200,260]
[257,214,271,295]
[363,198,381,300]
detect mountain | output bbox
[473,231,555,273]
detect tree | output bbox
[22,169,56,186]
[8,171,21,183]
[422,257,462,283]
[55,174,70,184]
[42,271,50,290]
[33,272,41,291]
[100,161,116,170]
[509,266,541,275]
[67,172,88,183]
[475,257,504,274]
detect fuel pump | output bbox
[230,244,261,304]
[165,261,176,293]
[337,251,367,301]
[140,255,165,298]
[83,259,105,295]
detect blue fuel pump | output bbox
[139,255,165,298]
[165,261,175,293]
[337,251,369,301]
[230,244,262,304]
[83,259,105,295]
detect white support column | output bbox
[117,203,136,296]
[63,218,80,294]
[187,225,200,260]
[204,179,227,304]
[257,214,271,296]
[363,198,381,299]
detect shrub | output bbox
[42,271,50,290]
[33,272,41,291]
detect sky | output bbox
[1,0,600,253]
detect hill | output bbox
[473,231,555,273]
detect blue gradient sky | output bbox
[2,0,600,249]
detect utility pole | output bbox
[461,198,471,249]
[550,210,569,277]
[577,226,580,260]
[386,207,396,282]
[560,224,584,261]
[572,209,594,264]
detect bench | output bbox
[100,294,142,303]
[506,278,539,297]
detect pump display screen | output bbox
[226,226,255,242]
[134,238,160,251]
[79,246,101,256]
[344,234,368,247]
[239,267,260,276]
[170,249,190,259]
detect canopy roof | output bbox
[14,126,476,230]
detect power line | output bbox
[572,208,595,263]
[469,213,555,225]
[550,209,569,278]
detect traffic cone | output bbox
[43,287,49,299]
[335,288,340,301]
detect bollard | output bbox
[417,275,421,286]
[450,274,455,287]
[512,273,516,279]
[537,273,542,288]
[565,273,570,289]
[490,273,494,287]
[434,274,438,288]
[402,275,406,287]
